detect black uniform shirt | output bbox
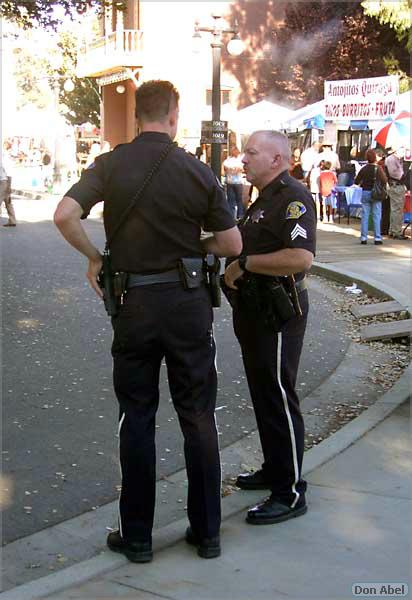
[66,132,235,273]
[240,171,316,279]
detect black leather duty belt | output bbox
[295,277,307,293]
[128,269,181,288]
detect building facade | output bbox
[77,0,245,152]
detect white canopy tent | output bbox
[231,100,294,134]
[283,100,325,132]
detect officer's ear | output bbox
[170,105,179,125]
[271,153,281,168]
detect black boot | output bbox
[246,495,307,525]
[236,469,270,490]
[107,530,153,563]
[185,527,221,558]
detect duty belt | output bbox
[127,271,307,291]
[128,269,181,288]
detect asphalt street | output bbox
[2,213,351,544]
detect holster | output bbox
[238,274,299,331]
[205,254,221,308]
[98,250,128,318]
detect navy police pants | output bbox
[233,291,309,507]
[111,283,221,542]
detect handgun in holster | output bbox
[205,254,221,308]
[97,250,128,318]
[284,274,303,318]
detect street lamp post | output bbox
[50,76,76,187]
[194,14,244,178]
[53,78,62,186]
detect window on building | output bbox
[206,90,231,106]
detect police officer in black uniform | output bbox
[54,80,242,562]
[224,130,316,525]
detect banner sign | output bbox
[201,120,228,144]
[324,76,399,121]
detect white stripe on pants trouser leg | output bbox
[117,412,126,537]
[276,333,300,508]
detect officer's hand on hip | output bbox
[87,255,104,298]
[224,260,244,290]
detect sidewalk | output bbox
[46,401,411,600]
[1,219,410,600]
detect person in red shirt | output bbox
[318,160,337,223]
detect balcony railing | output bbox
[77,29,143,78]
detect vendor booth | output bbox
[283,100,325,150]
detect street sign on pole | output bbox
[200,120,228,145]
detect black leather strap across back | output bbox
[105,141,176,250]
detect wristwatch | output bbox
[238,254,249,272]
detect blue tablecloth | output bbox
[335,186,362,205]
[335,185,362,220]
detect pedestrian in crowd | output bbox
[289,147,304,182]
[376,148,390,236]
[337,146,359,187]
[319,160,337,223]
[385,147,407,239]
[355,148,388,245]
[317,142,340,172]
[85,141,102,169]
[223,146,245,219]
[308,161,322,220]
[348,146,362,179]
[223,130,316,526]
[301,141,320,177]
[41,150,53,191]
[0,161,17,227]
[54,80,242,563]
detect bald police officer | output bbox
[224,130,316,524]
[54,80,242,562]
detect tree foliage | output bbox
[10,27,100,126]
[224,0,409,108]
[0,0,126,29]
[362,0,412,49]
[58,31,101,126]
[12,46,53,110]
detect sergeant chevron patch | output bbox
[290,224,307,240]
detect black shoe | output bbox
[185,526,221,559]
[246,496,307,525]
[374,240,383,245]
[360,240,367,245]
[236,469,270,490]
[107,530,153,563]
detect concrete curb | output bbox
[11,189,53,201]
[1,265,410,600]
[311,262,412,315]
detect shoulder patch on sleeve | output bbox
[286,201,306,220]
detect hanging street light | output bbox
[193,13,245,179]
